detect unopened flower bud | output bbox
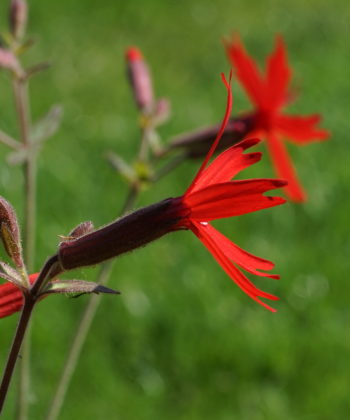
[9,0,27,40]
[126,47,154,112]
[169,114,255,158]
[0,48,21,74]
[58,198,187,270]
[0,196,24,268]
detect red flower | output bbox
[175,74,287,311]
[226,35,329,202]
[58,73,286,311]
[0,273,38,318]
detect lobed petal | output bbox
[276,114,330,144]
[186,72,233,194]
[190,138,262,193]
[265,131,305,201]
[201,223,278,277]
[225,35,267,109]
[190,221,278,311]
[266,35,291,110]
[185,179,287,220]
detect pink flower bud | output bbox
[0,48,20,73]
[126,46,154,112]
[9,0,27,40]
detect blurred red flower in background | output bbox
[226,35,329,201]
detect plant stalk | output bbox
[0,297,35,416]
[12,75,36,420]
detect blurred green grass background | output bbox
[0,0,349,418]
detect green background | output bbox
[0,0,349,418]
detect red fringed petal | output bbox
[185,179,287,220]
[276,114,330,143]
[266,36,291,110]
[190,222,278,311]
[186,72,233,194]
[190,138,262,193]
[201,223,278,278]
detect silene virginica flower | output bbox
[225,35,329,202]
[58,73,286,311]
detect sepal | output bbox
[39,279,120,298]
[0,262,26,290]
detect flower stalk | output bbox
[0,295,35,415]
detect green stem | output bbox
[13,78,36,269]
[0,128,21,149]
[12,75,36,420]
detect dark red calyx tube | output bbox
[58,197,188,270]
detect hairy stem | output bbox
[0,297,35,416]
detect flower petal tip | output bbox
[126,46,143,61]
[236,137,262,150]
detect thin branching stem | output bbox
[0,128,21,149]
[12,74,36,420]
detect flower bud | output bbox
[0,196,24,268]
[126,47,154,112]
[169,114,255,158]
[9,0,27,40]
[0,48,21,74]
[58,198,188,270]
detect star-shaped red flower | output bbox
[174,73,286,311]
[56,73,286,311]
[226,35,329,201]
